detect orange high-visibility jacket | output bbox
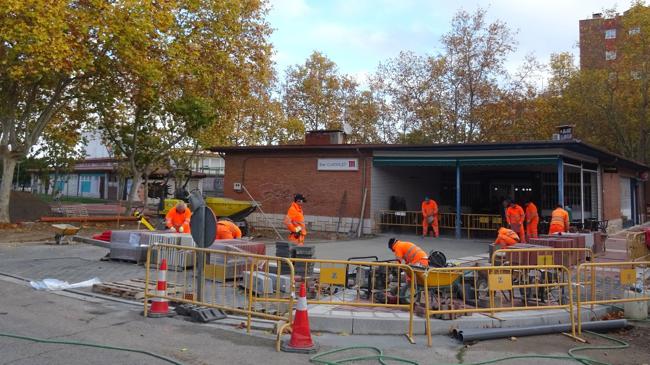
[421,200,439,218]
[549,207,570,233]
[495,227,520,246]
[392,240,429,267]
[525,202,539,226]
[165,207,192,233]
[284,202,306,234]
[506,204,525,227]
[216,220,242,240]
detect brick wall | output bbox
[223,150,373,232]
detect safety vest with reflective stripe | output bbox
[392,240,428,266]
[550,208,569,230]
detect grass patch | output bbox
[36,194,108,204]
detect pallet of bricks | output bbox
[203,239,267,281]
[528,234,587,267]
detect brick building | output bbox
[211,131,648,237]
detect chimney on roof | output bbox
[593,12,603,19]
[556,125,576,141]
[305,130,346,145]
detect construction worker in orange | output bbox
[165,201,191,233]
[504,199,526,243]
[549,204,570,234]
[388,238,429,267]
[494,227,520,249]
[524,199,539,240]
[216,219,242,240]
[284,194,307,245]
[421,196,439,238]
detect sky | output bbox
[267,0,630,83]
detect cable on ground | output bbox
[309,331,632,365]
[0,332,184,365]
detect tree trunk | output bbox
[0,156,17,223]
[125,171,142,214]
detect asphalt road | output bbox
[2,275,649,365]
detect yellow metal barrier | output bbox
[626,232,650,261]
[377,210,501,237]
[422,265,576,346]
[492,248,594,270]
[144,243,295,332]
[576,261,650,335]
[285,258,417,343]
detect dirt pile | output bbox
[9,192,52,223]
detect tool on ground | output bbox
[51,223,80,245]
[280,282,318,353]
[133,209,155,231]
[148,258,173,317]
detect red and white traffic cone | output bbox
[281,282,318,353]
[148,258,173,318]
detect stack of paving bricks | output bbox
[210,239,266,255]
[292,245,315,279]
[492,243,546,265]
[528,234,586,267]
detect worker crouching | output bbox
[216,219,242,240]
[494,227,520,250]
[284,194,307,245]
[388,238,429,268]
[165,202,191,234]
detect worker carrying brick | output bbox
[388,238,429,267]
[284,193,307,245]
[549,204,570,234]
[216,219,242,240]
[524,199,539,240]
[421,196,439,238]
[503,198,526,243]
[494,227,520,249]
[165,201,191,233]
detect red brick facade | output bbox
[223,150,372,219]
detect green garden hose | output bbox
[0,332,184,365]
[310,331,631,365]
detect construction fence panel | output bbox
[377,210,499,237]
[280,258,417,343]
[576,261,650,335]
[422,265,575,346]
[144,243,295,331]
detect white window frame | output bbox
[605,29,616,39]
[605,51,617,60]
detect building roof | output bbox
[209,139,648,171]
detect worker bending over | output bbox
[549,204,570,234]
[504,199,526,243]
[284,193,307,245]
[388,238,429,267]
[421,196,439,238]
[524,199,539,240]
[494,227,520,249]
[216,219,242,240]
[166,201,191,233]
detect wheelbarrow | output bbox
[51,224,80,245]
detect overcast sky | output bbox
[267,0,631,82]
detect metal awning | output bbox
[373,156,558,167]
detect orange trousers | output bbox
[422,217,439,237]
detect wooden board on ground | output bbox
[92,279,185,301]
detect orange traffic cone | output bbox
[281,282,318,353]
[148,258,173,318]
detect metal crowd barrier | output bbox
[492,248,594,271]
[421,265,576,346]
[285,258,417,343]
[576,261,650,335]
[377,210,501,237]
[144,243,295,332]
